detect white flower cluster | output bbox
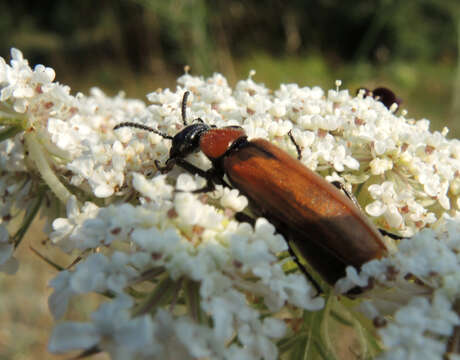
[336,215,460,359]
[1,48,460,359]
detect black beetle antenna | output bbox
[181,91,190,125]
[113,122,173,140]
[114,90,194,138]
[181,91,206,125]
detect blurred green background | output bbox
[1,0,459,135]
[0,1,459,359]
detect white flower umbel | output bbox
[2,48,460,359]
[47,175,321,359]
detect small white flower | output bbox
[50,196,101,251]
[369,157,393,175]
[49,296,157,359]
[48,270,75,319]
[133,172,174,201]
[218,187,248,212]
[175,173,204,192]
[131,227,181,259]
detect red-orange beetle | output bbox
[114,91,388,288]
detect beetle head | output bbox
[169,122,211,160]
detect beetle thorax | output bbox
[200,127,246,160]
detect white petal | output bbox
[48,323,99,353]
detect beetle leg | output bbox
[289,134,395,240]
[174,158,208,178]
[378,228,405,240]
[331,181,362,209]
[286,239,323,295]
[330,181,406,240]
[191,181,216,194]
[234,212,256,225]
[155,158,177,174]
[172,159,230,193]
[190,169,235,193]
[236,212,322,295]
[167,158,215,192]
[156,156,232,193]
[288,130,302,160]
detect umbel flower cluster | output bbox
[1,48,460,360]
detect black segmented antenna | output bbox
[179,91,205,125]
[113,91,193,139]
[181,91,190,125]
[113,122,173,140]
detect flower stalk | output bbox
[24,132,72,205]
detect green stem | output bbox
[184,279,203,322]
[0,116,25,127]
[132,274,177,316]
[13,188,45,248]
[319,295,337,359]
[0,102,27,126]
[29,246,65,271]
[0,126,22,142]
[24,132,72,205]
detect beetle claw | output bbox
[155,159,176,174]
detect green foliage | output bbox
[1,1,458,72]
[277,293,383,360]
[0,1,457,134]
